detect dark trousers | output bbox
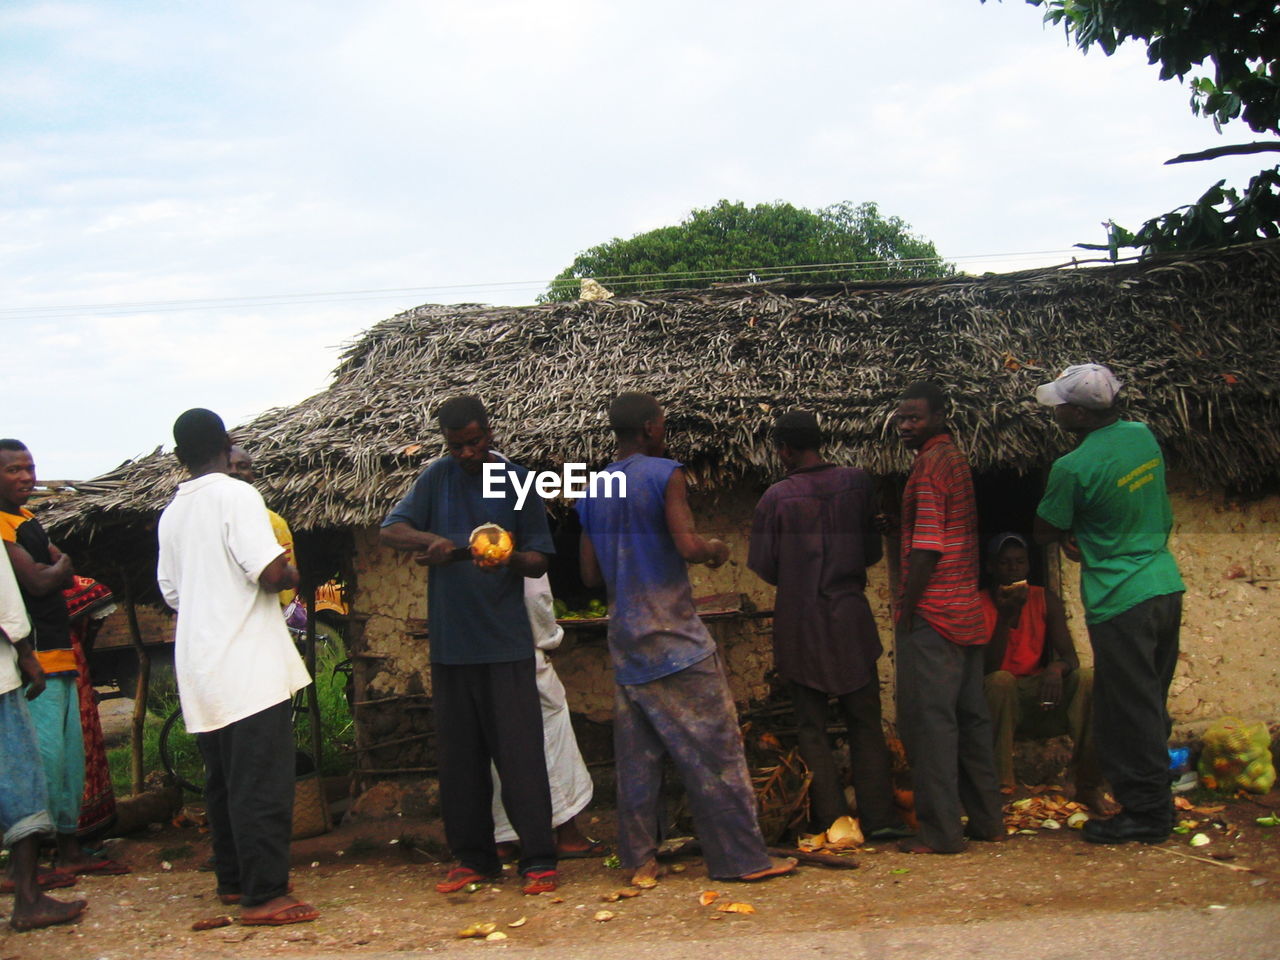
[432,659,555,876]
[197,699,294,907]
[790,674,897,832]
[1086,592,1182,822]
[614,654,771,880]
[895,618,1003,852]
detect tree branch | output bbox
[1165,142,1280,165]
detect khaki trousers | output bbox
[982,666,1098,791]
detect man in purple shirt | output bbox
[748,411,906,840]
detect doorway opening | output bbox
[973,467,1053,591]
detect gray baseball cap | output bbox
[1035,363,1122,410]
[986,531,1028,558]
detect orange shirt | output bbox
[979,585,1048,677]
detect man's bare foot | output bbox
[54,854,130,876]
[554,818,607,857]
[53,835,130,876]
[9,893,87,932]
[1077,786,1119,816]
[734,856,797,882]
[240,895,319,926]
[557,837,607,858]
[556,818,589,847]
[629,858,665,889]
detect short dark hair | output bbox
[901,381,948,415]
[0,439,28,454]
[436,395,489,431]
[772,411,822,451]
[173,408,229,468]
[608,392,662,439]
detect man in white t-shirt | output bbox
[0,547,87,931]
[157,408,318,927]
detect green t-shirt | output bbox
[1036,419,1184,624]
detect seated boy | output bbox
[980,533,1107,811]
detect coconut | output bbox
[469,523,514,567]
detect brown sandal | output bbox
[732,857,797,882]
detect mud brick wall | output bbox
[350,526,431,697]
[347,477,1280,767]
[1057,476,1280,728]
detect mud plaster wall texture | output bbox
[349,478,1280,734]
[540,485,900,724]
[350,526,431,697]
[346,486,884,724]
[1056,476,1280,734]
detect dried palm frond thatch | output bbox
[42,240,1280,540]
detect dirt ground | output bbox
[2,785,1279,960]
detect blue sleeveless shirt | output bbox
[576,454,715,685]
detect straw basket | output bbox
[292,771,331,839]
[752,747,811,843]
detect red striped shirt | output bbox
[899,433,985,645]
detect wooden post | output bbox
[303,581,324,779]
[300,579,331,834]
[877,475,906,621]
[122,583,151,796]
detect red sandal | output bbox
[0,869,77,894]
[435,866,497,894]
[521,869,558,895]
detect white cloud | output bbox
[2,0,1274,477]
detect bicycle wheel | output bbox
[159,707,205,795]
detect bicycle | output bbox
[157,705,206,795]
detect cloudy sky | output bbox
[2,0,1267,481]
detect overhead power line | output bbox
[4,248,1081,321]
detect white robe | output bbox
[492,575,594,842]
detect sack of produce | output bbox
[1197,716,1276,794]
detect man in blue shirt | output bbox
[578,393,795,888]
[381,395,558,894]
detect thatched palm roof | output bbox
[43,239,1280,539]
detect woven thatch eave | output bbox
[41,240,1280,541]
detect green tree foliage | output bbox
[996,0,1280,254]
[542,200,952,301]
